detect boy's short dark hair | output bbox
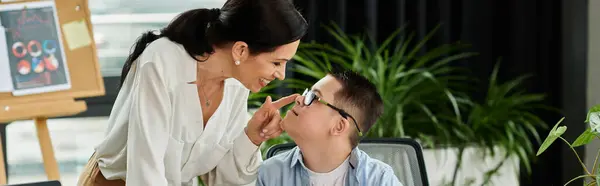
[329,70,384,148]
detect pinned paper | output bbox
[0,0,71,96]
[62,19,92,51]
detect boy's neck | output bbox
[298,141,352,173]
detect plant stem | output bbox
[593,148,600,174]
[559,137,591,175]
[564,175,597,186]
[480,154,510,186]
[451,147,465,186]
[584,180,596,186]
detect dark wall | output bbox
[291,0,588,185]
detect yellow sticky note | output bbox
[62,19,92,51]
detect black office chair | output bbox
[266,138,430,186]
[6,180,61,186]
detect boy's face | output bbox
[281,75,347,143]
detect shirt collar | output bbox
[289,147,360,169]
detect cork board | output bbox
[0,0,104,107]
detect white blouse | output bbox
[93,38,262,186]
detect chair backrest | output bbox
[7,181,61,186]
[265,138,429,186]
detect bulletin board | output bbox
[0,0,105,122]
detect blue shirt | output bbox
[257,146,403,186]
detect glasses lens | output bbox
[304,89,315,106]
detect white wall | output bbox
[586,0,600,170]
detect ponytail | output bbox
[118,8,221,89]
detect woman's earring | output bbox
[235,60,240,65]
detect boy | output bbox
[258,70,402,186]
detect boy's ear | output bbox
[330,116,350,136]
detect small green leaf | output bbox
[554,126,567,136]
[589,112,600,134]
[585,104,600,123]
[536,117,565,156]
[572,128,596,147]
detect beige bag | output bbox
[77,153,125,186]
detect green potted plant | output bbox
[536,105,600,186]
[450,61,548,186]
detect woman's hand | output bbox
[246,94,299,146]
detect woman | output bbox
[77,0,308,185]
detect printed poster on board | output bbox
[0,0,71,96]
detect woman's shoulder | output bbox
[135,38,196,86]
[147,37,181,50]
[135,38,178,67]
[143,38,187,60]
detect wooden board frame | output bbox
[0,0,105,108]
[0,0,104,183]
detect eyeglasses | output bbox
[302,88,362,136]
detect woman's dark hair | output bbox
[119,0,308,87]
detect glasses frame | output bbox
[302,88,363,136]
